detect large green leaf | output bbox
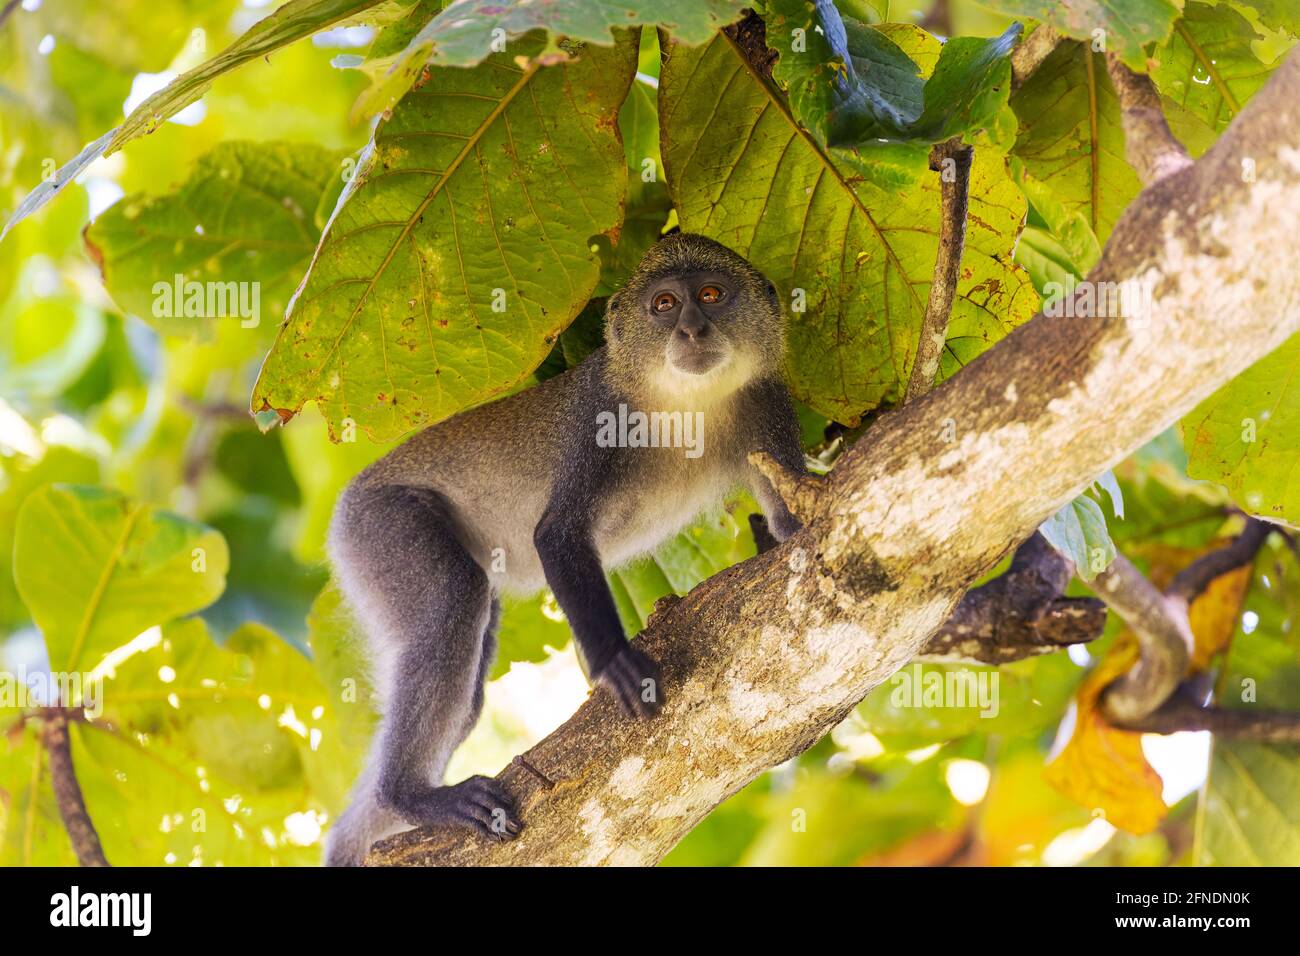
[357,0,747,117]
[661,23,1037,423]
[13,485,228,674]
[85,142,346,337]
[253,32,637,441]
[975,0,1182,70]
[1153,1,1281,133]
[74,616,353,864]
[1010,41,1141,244]
[1182,332,1300,525]
[1,0,390,240]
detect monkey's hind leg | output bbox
[324,485,518,866]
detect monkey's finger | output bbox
[473,786,518,816]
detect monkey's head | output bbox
[605,233,785,399]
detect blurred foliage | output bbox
[1,0,1298,868]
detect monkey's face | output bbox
[607,234,786,397]
[641,271,738,376]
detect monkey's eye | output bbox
[697,285,725,304]
[653,291,678,313]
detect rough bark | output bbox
[905,138,974,404]
[369,51,1300,867]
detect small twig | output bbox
[918,0,952,37]
[747,451,822,522]
[42,709,109,867]
[0,0,22,30]
[1117,685,1300,742]
[1104,53,1193,186]
[1167,517,1271,603]
[904,138,973,404]
[1010,25,1061,92]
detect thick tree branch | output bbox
[369,50,1300,867]
[920,533,1106,663]
[42,709,109,867]
[905,138,974,404]
[1105,53,1194,186]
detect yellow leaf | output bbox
[1044,634,1167,834]
[1188,563,1253,671]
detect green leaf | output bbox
[975,0,1182,70]
[1182,332,1300,524]
[1039,492,1116,580]
[13,485,228,674]
[0,725,72,866]
[358,0,747,116]
[1,614,356,864]
[1,0,389,239]
[1233,0,1300,37]
[0,446,100,632]
[253,32,638,441]
[0,294,106,402]
[661,26,1037,423]
[1012,156,1102,276]
[1010,41,1141,244]
[594,55,674,295]
[84,142,347,337]
[1199,542,1300,865]
[765,1,1019,147]
[1153,1,1281,133]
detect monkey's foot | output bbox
[595,645,663,719]
[396,776,521,842]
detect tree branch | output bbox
[1105,53,1194,186]
[1094,517,1272,722]
[1167,516,1271,603]
[42,709,109,867]
[1093,555,1192,722]
[1117,685,1300,743]
[919,533,1106,663]
[905,138,974,404]
[368,49,1300,867]
[1010,25,1061,92]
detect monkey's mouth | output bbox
[668,346,728,375]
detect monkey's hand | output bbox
[594,644,662,719]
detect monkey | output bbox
[323,232,807,866]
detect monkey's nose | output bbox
[676,322,710,342]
